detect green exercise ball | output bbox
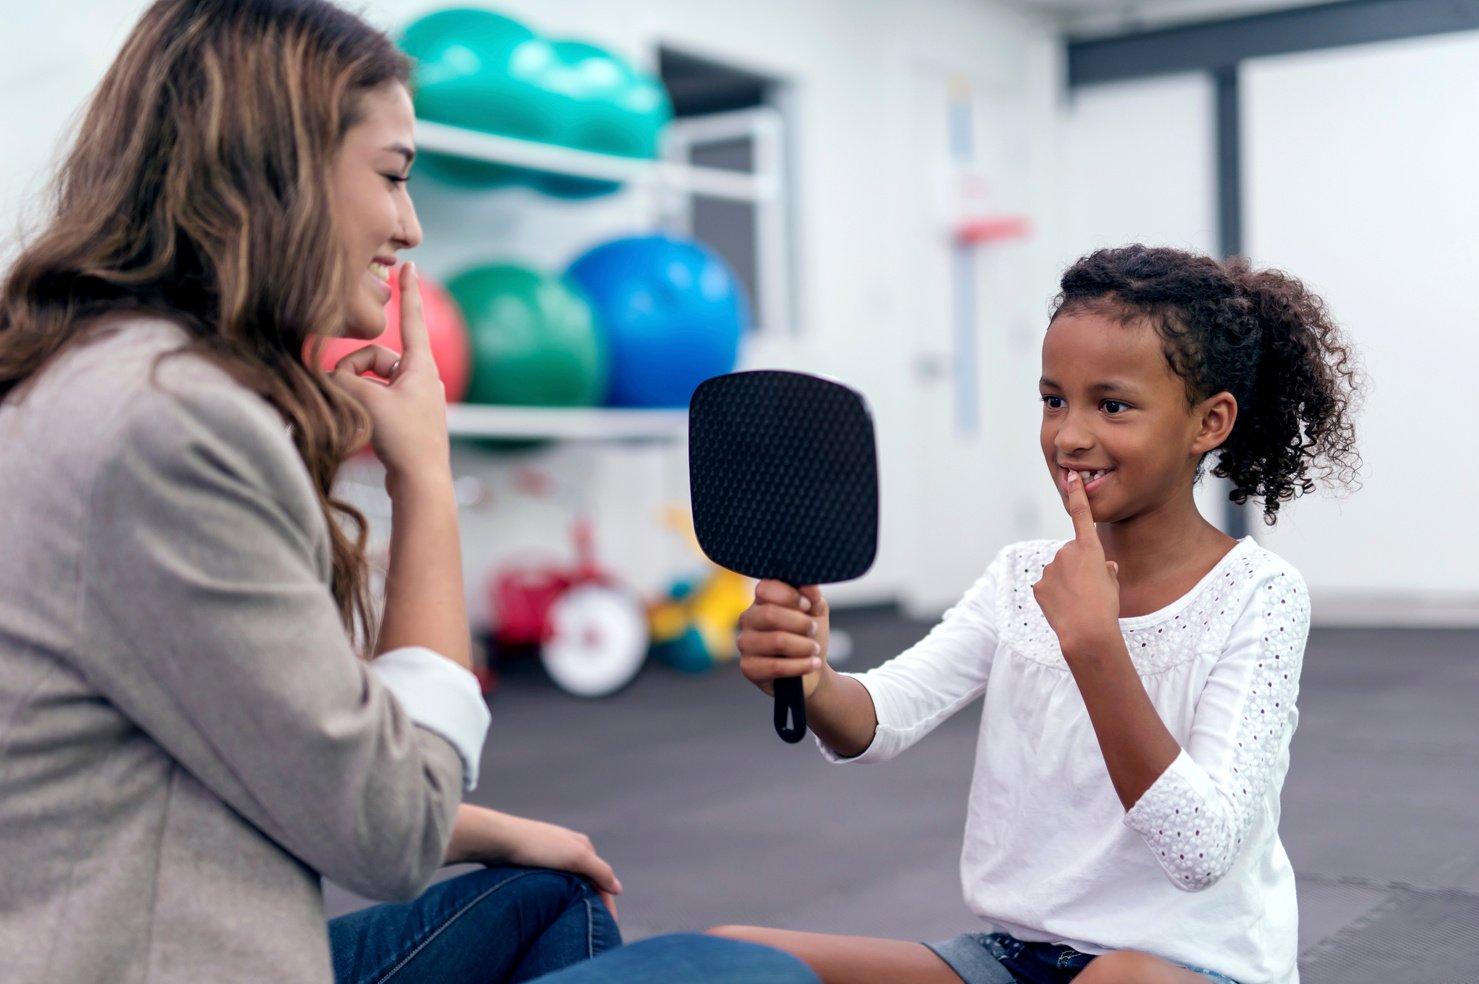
[447,264,608,407]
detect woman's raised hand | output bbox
[446,805,623,920]
[736,580,828,698]
[500,815,623,920]
[329,262,449,483]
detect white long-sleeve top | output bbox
[824,537,1307,984]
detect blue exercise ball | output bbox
[564,235,749,408]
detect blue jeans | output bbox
[528,934,821,983]
[329,865,820,984]
[330,866,620,983]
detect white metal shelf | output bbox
[446,403,686,441]
[414,119,778,204]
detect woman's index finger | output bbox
[395,262,429,359]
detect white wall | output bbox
[1243,32,1479,624]
[0,4,156,259]
[1055,75,1218,261]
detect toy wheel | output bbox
[541,583,649,698]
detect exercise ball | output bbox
[532,41,673,199]
[400,8,573,187]
[564,235,748,407]
[447,264,608,407]
[315,270,471,403]
[401,9,573,142]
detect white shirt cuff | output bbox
[370,647,491,791]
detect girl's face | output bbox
[331,82,422,339]
[1039,308,1231,526]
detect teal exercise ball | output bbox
[400,8,574,187]
[447,264,608,408]
[564,235,748,408]
[532,41,674,199]
[401,9,573,142]
[549,41,670,158]
[399,11,672,197]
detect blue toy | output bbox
[564,234,749,407]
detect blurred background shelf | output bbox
[414,119,779,204]
[446,403,687,441]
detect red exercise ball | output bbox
[315,268,472,402]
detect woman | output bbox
[0,2,815,983]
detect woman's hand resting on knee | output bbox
[445,804,622,918]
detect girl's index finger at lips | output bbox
[1063,469,1099,543]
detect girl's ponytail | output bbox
[1218,260,1362,523]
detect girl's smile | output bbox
[1059,466,1114,495]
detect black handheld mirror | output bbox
[688,370,879,743]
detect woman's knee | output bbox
[472,865,593,904]
[445,867,611,936]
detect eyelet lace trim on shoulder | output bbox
[996,539,1269,675]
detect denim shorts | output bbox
[925,931,1241,984]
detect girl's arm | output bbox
[1058,630,1181,809]
[1121,575,1307,890]
[1033,470,1179,808]
[1037,471,1308,891]
[445,804,622,915]
[739,568,1001,761]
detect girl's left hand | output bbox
[447,805,623,919]
[1033,470,1121,658]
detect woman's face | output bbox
[331,81,422,339]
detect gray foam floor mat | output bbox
[1300,882,1479,982]
[325,620,1479,984]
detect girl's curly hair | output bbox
[1050,245,1362,524]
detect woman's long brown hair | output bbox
[0,0,411,644]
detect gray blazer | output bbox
[0,319,464,983]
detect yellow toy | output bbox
[649,506,754,672]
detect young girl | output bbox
[714,244,1362,984]
[0,3,817,983]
